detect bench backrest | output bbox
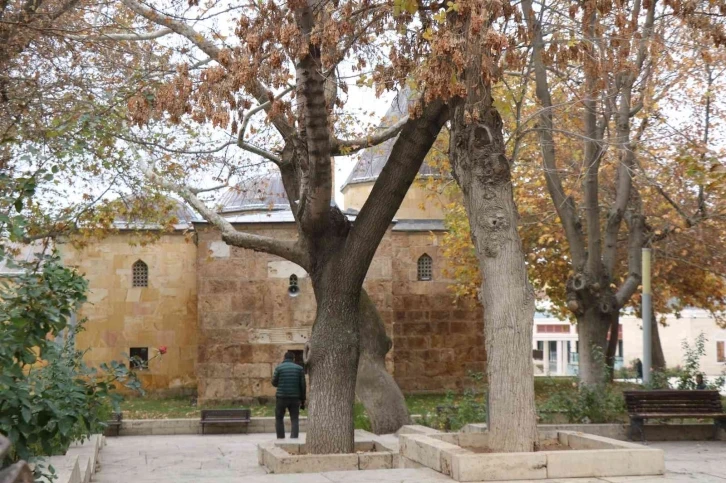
[623,390,723,415]
[201,409,252,421]
[110,412,122,422]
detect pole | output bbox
[642,248,652,385]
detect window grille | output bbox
[417,254,433,281]
[132,260,148,287]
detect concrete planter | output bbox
[400,428,664,481]
[33,434,105,483]
[258,430,398,474]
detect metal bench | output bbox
[200,409,252,435]
[105,412,122,437]
[624,389,726,441]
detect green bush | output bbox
[420,372,486,431]
[539,347,625,424]
[647,333,726,390]
[1,254,142,480]
[539,381,625,423]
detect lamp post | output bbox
[642,248,652,385]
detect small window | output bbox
[129,347,149,370]
[132,260,148,287]
[417,254,433,281]
[288,274,300,296]
[717,341,725,363]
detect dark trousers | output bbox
[275,397,300,439]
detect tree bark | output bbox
[576,308,611,384]
[449,41,538,449]
[651,314,666,371]
[356,290,410,434]
[605,312,620,382]
[306,272,360,454]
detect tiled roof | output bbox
[113,196,197,230]
[217,174,290,214]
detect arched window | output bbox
[132,260,148,287]
[417,254,433,281]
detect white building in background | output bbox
[532,309,726,377]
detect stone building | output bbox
[60,93,486,402]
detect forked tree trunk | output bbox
[450,88,539,451]
[306,276,361,454]
[356,290,410,434]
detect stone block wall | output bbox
[390,231,485,392]
[60,233,198,393]
[196,224,314,403]
[195,223,485,402]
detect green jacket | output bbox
[272,360,306,400]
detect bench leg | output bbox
[630,418,645,443]
[714,420,725,441]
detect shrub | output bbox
[539,347,625,424]
[647,333,726,390]
[539,381,625,423]
[0,254,142,479]
[420,372,486,431]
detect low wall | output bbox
[464,423,724,441]
[116,417,308,436]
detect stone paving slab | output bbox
[92,433,726,483]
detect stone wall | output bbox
[195,223,314,403]
[389,231,485,392]
[342,182,448,219]
[60,233,198,394]
[195,222,486,402]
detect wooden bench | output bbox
[624,390,726,441]
[105,412,122,437]
[200,409,252,435]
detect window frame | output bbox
[717,340,725,363]
[132,260,149,288]
[417,253,433,281]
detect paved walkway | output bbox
[93,433,726,483]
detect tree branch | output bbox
[603,0,658,278]
[293,0,332,234]
[615,199,645,307]
[522,0,586,269]
[67,28,172,41]
[120,0,294,139]
[330,116,409,156]
[344,99,448,289]
[139,160,307,266]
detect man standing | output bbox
[272,351,306,439]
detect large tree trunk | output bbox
[651,314,666,371]
[449,69,539,450]
[605,312,620,381]
[306,274,361,454]
[576,307,611,384]
[356,290,410,434]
